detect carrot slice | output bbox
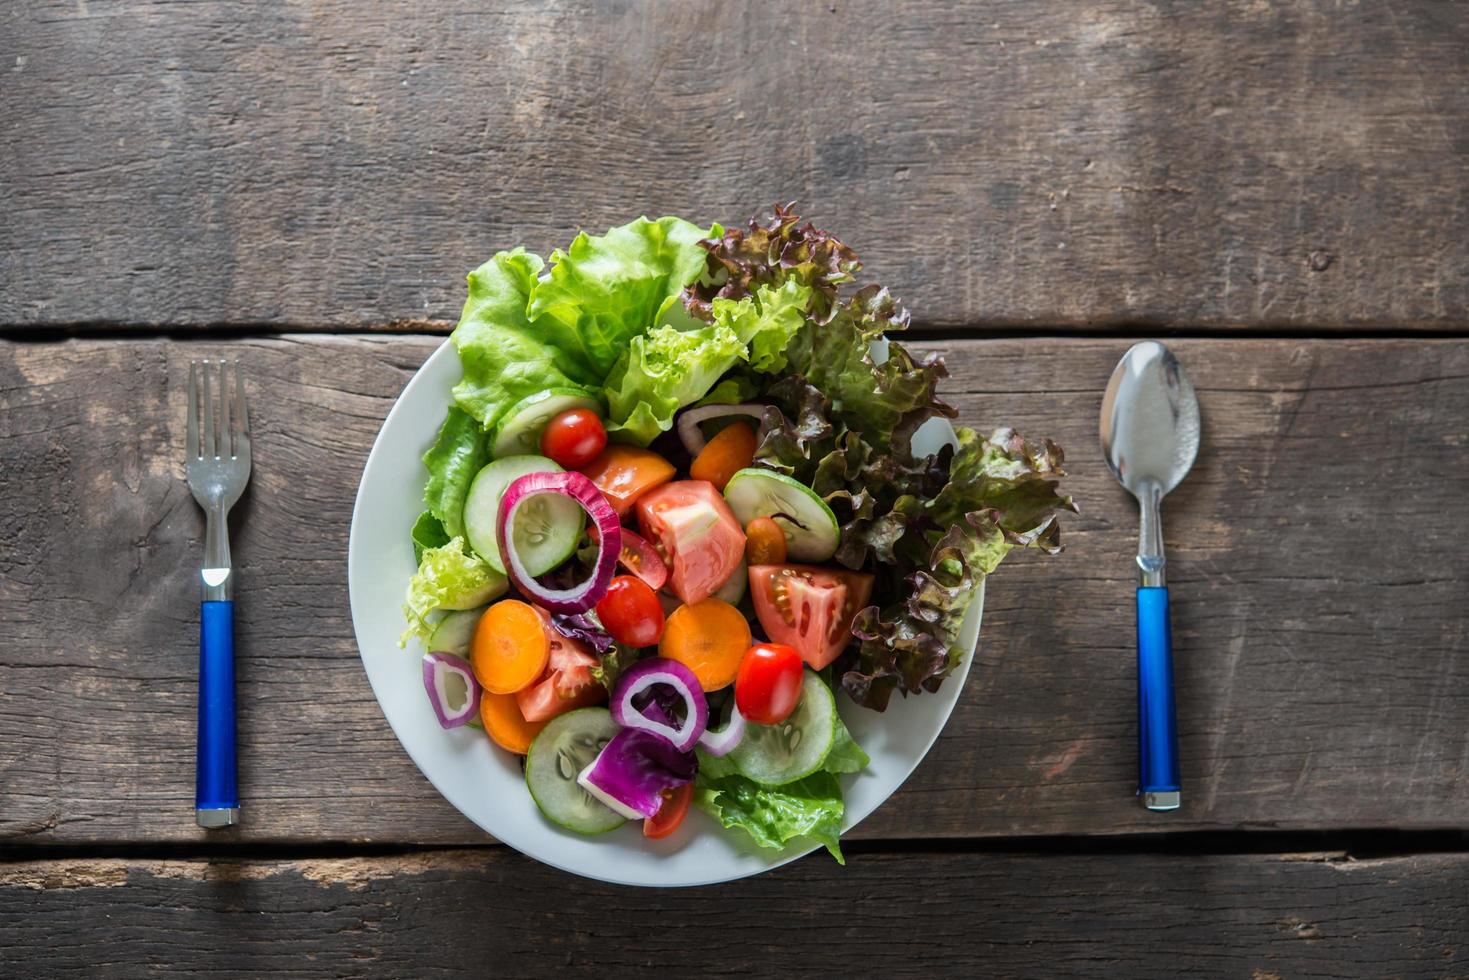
[480,691,548,755]
[744,516,788,565]
[689,421,757,492]
[659,598,753,691]
[472,599,551,694]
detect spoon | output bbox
[1100,341,1200,811]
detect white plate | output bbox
[348,339,983,887]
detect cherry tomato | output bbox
[540,408,607,469]
[744,516,788,566]
[595,575,665,647]
[734,642,805,725]
[643,782,693,839]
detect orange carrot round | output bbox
[689,421,757,492]
[480,691,548,755]
[472,599,550,694]
[744,516,788,566]
[659,598,753,691]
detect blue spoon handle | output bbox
[196,600,239,826]
[1137,586,1180,809]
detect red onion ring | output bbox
[421,651,481,729]
[611,657,709,752]
[697,701,746,756]
[497,471,621,614]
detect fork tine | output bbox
[187,361,200,459]
[218,360,232,458]
[234,360,249,441]
[201,359,216,459]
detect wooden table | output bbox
[3,2,1467,976]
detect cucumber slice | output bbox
[491,388,602,460]
[713,558,747,605]
[723,469,841,562]
[463,455,583,574]
[427,607,485,656]
[729,671,837,786]
[524,707,627,835]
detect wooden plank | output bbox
[1,336,1466,846]
[1,849,1465,977]
[3,1,1467,332]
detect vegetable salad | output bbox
[402,206,1074,861]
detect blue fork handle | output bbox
[1137,587,1181,809]
[196,600,239,825]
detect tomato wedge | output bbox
[579,445,676,516]
[643,782,694,839]
[748,564,875,669]
[514,607,607,723]
[590,524,669,591]
[637,481,746,605]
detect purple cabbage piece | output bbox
[576,728,698,819]
[549,611,615,654]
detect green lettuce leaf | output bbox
[753,369,1073,709]
[450,248,587,429]
[399,537,507,647]
[526,216,715,381]
[710,280,813,374]
[411,511,450,563]
[806,286,953,447]
[696,375,761,406]
[603,321,746,445]
[693,678,867,861]
[844,512,1011,710]
[683,202,859,325]
[825,710,871,774]
[694,770,846,864]
[422,406,489,539]
[933,426,1077,553]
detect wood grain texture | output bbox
[1,335,1465,847]
[3,1,1467,331]
[2,850,1466,978]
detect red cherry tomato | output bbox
[540,409,607,469]
[643,782,693,839]
[594,575,665,648]
[734,642,804,725]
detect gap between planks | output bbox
[5,828,1468,868]
[4,323,1469,343]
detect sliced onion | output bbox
[697,701,746,756]
[611,658,708,752]
[498,471,621,614]
[676,403,769,456]
[421,651,481,729]
[577,728,697,819]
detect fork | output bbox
[186,360,252,828]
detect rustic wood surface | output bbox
[5,1,1468,975]
[3,850,1466,978]
[3,0,1468,332]
[1,336,1464,847]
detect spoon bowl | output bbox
[1100,340,1200,500]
